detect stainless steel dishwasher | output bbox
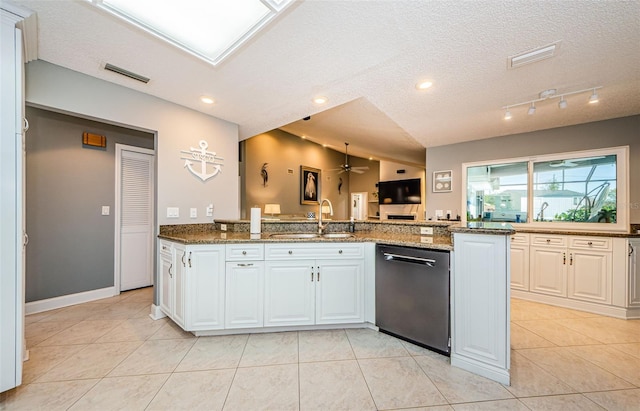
[375,244,450,355]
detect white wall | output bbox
[379,160,426,220]
[25,61,240,225]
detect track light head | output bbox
[504,109,512,120]
[558,97,567,109]
[527,102,536,115]
[589,89,599,104]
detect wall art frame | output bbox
[300,165,320,204]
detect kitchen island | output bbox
[156,220,514,384]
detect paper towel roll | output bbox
[250,207,261,234]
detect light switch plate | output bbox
[220,224,227,231]
[190,208,197,218]
[420,237,434,244]
[167,207,179,218]
[101,206,110,216]
[435,209,444,217]
[206,204,213,217]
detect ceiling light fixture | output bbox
[313,96,328,105]
[502,86,602,119]
[416,81,433,90]
[558,96,567,109]
[200,96,215,104]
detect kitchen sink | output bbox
[268,232,355,239]
[322,233,355,239]
[269,233,320,239]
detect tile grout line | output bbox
[220,331,250,410]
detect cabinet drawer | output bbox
[569,237,612,251]
[226,244,264,261]
[531,234,566,247]
[265,243,364,260]
[511,233,529,245]
[159,240,173,255]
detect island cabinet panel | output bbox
[158,242,173,316]
[509,234,529,291]
[568,249,611,304]
[184,245,226,331]
[452,232,510,386]
[172,244,187,328]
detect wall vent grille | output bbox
[104,63,150,83]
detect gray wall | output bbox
[25,107,154,302]
[425,115,640,223]
[242,129,380,219]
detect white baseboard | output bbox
[149,304,167,320]
[25,286,117,315]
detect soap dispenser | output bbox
[349,217,355,233]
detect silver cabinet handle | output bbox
[288,250,293,255]
[168,263,173,278]
[242,250,247,255]
[338,250,343,254]
[317,266,320,281]
[188,252,192,268]
[238,263,254,267]
[24,233,29,246]
[563,252,566,265]
[629,244,634,257]
[181,252,186,267]
[23,118,29,132]
[570,253,573,265]
[311,267,314,282]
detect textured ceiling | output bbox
[13,0,640,165]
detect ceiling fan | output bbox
[330,142,369,174]
[548,156,606,168]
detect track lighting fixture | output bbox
[502,86,602,120]
[558,96,567,109]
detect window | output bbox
[463,147,628,232]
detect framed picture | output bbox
[433,170,452,193]
[300,166,320,204]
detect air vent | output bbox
[508,41,561,69]
[104,63,150,83]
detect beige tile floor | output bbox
[2,288,639,410]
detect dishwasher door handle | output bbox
[383,252,436,267]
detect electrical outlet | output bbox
[220,224,227,231]
[435,209,443,217]
[101,206,110,216]
[190,208,197,218]
[420,236,433,244]
[420,227,433,235]
[167,207,179,218]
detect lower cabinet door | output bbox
[264,260,315,326]
[185,246,225,331]
[173,244,187,328]
[530,246,567,297]
[316,260,364,324]
[225,261,264,328]
[510,244,529,291]
[158,250,173,316]
[568,249,611,304]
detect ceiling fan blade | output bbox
[351,169,365,174]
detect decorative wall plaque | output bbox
[180,140,224,181]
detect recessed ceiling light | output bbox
[368,157,373,161]
[416,81,433,90]
[322,144,327,148]
[301,135,307,139]
[313,96,328,105]
[200,96,215,104]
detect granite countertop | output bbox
[158,230,454,251]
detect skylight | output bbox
[85,0,293,66]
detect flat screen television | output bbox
[378,178,422,205]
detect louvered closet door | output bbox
[118,146,154,291]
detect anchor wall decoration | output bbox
[180,140,224,182]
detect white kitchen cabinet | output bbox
[510,234,529,291]
[315,260,364,324]
[264,243,365,327]
[184,245,225,331]
[225,261,264,328]
[530,245,567,297]
[172,244,187,327]
[628,239,640,307]
[568,248,611,304]
[264,260,315,326]
[158,241,174,317]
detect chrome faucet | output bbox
[318,198,333,234]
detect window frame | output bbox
[461,146,629,232]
